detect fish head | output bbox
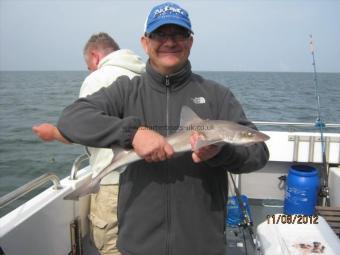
[209,120,270,145]
[232,128,270,145]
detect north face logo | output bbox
[191,97,206,104]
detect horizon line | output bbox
[0,69,339,74]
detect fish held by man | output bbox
[64,106,269,200]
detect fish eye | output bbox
[243,131,253,137]
[240,131,254,138]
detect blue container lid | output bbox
[289,165,318,177]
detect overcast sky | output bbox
[0,0,339,72]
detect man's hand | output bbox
[190,131,222,163]
[132,127,174,162]
[32,123,70,144]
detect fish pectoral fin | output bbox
[111,145,125,155]
[194,139,224,151]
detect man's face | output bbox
[84,49,100,72]
[141,25,193,75]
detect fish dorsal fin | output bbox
[179,106,203,129]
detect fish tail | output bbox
[92,181,100,193]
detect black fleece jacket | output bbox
[57,61,269,255]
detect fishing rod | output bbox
[228,172,257,252]
[309,35,330,207]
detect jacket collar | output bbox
[145,60,192,93]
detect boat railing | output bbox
[0,154,89,210]
[253,121,340,129]
[0,172,62,209]
[69,154,89,180]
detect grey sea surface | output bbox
[1,71,340,216]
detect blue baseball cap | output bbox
[144,2,193,34]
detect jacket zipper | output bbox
[165,76,170,136]
[165,75,171,255]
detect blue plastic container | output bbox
[226,195,252,227]
[284,165,320,215]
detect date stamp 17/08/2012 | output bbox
[266,214,319,224]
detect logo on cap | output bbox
[154,5,185,17]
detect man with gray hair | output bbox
[33,32,145,255]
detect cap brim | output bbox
[145,18,193,34]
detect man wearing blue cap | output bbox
[57,2,269,255]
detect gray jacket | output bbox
[58,61,269,255]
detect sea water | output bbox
[1,71,340,216]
